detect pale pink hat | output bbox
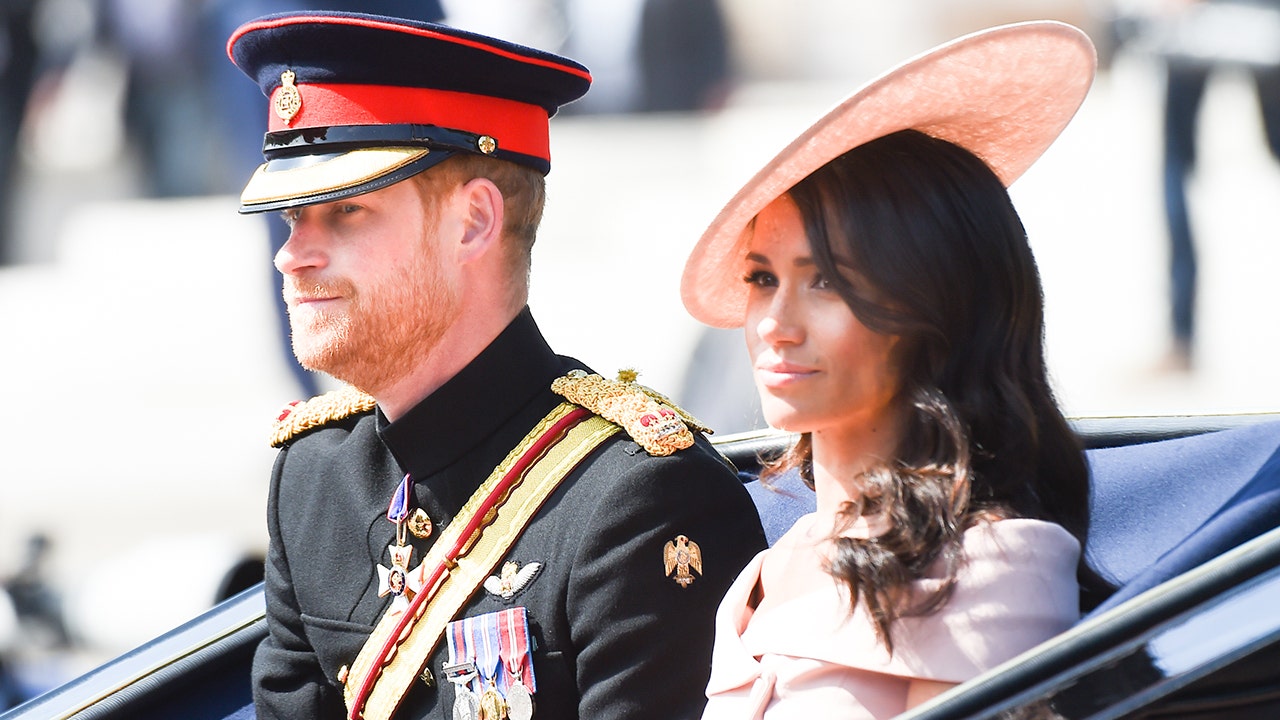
[681,21,1097,328]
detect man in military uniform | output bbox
[228,11,767,720]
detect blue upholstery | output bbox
[742,470,813,546]
[1084,420,1280,616]
[741,420,1280,617]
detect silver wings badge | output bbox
[483,561,542,600]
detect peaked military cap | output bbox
[227,12,592,213]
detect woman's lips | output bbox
[754,361,819,388]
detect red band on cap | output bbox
[269,83,550,161]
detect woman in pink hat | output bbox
[683,22,1109,720]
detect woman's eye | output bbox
[743,270,776,287]
[812,273,831,290]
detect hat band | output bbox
[261,123,549,174]
[268,82,550,162]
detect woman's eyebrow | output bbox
[745,252,816,268]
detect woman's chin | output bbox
[759,403,818,434]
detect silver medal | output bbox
[506,682,534,720]
[452,686,480,720]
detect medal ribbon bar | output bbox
[344,403,620,720]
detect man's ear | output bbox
[457,177,504,264]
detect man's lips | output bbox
[285,285,344,308]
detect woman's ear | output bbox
[457,177,505,263]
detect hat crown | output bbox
[229,11,591,115]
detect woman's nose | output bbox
[755,294,803,346]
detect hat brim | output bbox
[681,21,1097,329]
[238,146,451,213]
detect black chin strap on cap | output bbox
[261,123,550,174]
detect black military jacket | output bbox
[252,309,767,719]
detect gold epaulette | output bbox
[550,369,711,457]
[270,386,377,447]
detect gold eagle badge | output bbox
[663,535,702,588]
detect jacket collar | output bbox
[376,307,562,483]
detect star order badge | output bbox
[664,534,702,588]
[377,544,421,614]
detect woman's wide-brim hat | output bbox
[681,21,1097,329]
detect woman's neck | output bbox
[809,408,908,520]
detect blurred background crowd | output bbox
[4,0,1280,709]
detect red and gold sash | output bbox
[343,402,619,720]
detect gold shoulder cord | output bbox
[551,369,708,456]
[270,386,377,447]
[345,402,619,720]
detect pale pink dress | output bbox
[701,518,1080,720]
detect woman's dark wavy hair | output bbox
[764,128,1106,652]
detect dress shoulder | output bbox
[702,520,1082,718]
[892,519,1081,681]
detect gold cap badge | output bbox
[274,69,303,124]
[663,535,702,588]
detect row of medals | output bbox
[451,671,533,720]
[384,488,534,720]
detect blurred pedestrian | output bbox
[636,0,730,112]
[3,534,69,649]
[0,0,40,265]
[0,587,20,710]
[1154,0,1280,370]
[100,0,213,197]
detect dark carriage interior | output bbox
[5,413,1280,720]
